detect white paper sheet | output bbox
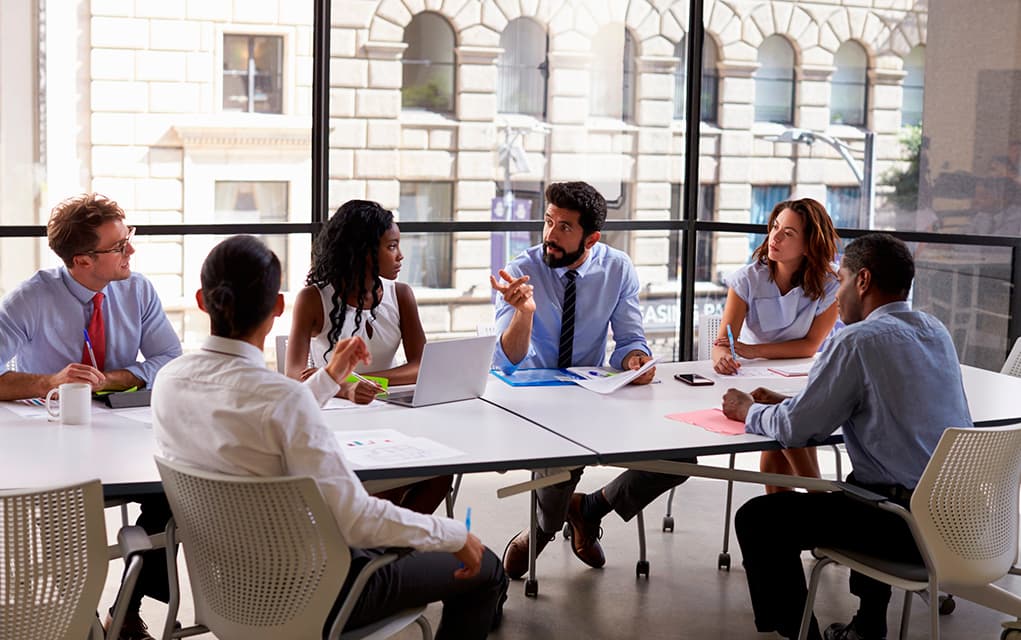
[713,366,785,380]
[3,400,51,419]
[337,429,464,467]
[322,398,386,411]
[111,407,154,425]
[566,357,659,394]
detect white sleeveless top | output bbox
[309,280,402,372]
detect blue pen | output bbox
[83,329,99,369]
[465,507,472,532]
[726,324,738,361]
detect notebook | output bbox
[380,335,498,408]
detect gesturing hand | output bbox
[490,270,535,314]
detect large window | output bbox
[497,18,548,117]
[826,186,862,229]
[213,182,290,282]
[754,36,796,124]
[674,36,720,123]
[750,185,791,252]
[222,35,283,114]
[398,182,453,289]
[669,184,716,281]
[402,13,455,114]
[590,26,636,121]
[902,45,925,127]
[831,42,868,126]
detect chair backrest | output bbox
[0,479,108,640]
[1001,336,1021,377]
[156,458,350,640]
[911,424,1021,587]
[698,314,723,360]
[275,335,288,374]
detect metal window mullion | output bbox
[679,0,705,361]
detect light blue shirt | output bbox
[493,242,650,372]
[746,301,973,488]
[724,261,838,344]
[0,267,182,386]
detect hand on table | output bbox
[712,342,741,375]
[48,363,106,391]
[453,532,484,579]
[722,388,754,422]
[751,387,788,405]
[349,379,384,404]
[490,270,535,314]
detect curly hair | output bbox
[306,200,394,355]
[545,182,607,236]
[751,198,838,300]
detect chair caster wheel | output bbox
[524,579,538,598]
[636,560,650,578]
[718,552,731,571]
[939,594,956,615]
[662,516,674,532]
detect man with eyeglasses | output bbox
[0,192,181,640]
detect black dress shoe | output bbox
[824,618,886,640]
[104,611,156,640]
[501,527,554,580]
[566,493,606,568]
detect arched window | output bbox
[402,12,455,114]
[498,18,548,117]
[902,45,925,126]
[754,35,795,124]
[831,41,868,126]
[590,25,636,121]
[673,36,719,123]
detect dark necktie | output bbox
[557,270,578,369]
[82,292,106,371]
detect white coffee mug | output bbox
[45,382,92,426]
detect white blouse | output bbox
[724,261,838,345]
[310,279,402,372]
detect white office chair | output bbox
[274,335,289,374]
[798,424,1021,640]
[155,457,431,640]
[1,479,147,640]
[1002,337,1021,378]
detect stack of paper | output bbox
[566,357,659,394]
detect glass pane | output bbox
[901,46,925,127]
[402,13,455,113]
[831,43,868,126]
[755,36,795,123]
[497,18,547,116]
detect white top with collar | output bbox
[151,335,466,552]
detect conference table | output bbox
[1,359,1019,596]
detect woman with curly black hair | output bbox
[287,199,451,514]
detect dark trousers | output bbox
[119,493,173,612]
[734,484,920,640]
[329,547,508,640]
[532,459,694,533]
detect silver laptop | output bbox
[381,335,498,408]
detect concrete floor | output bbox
[101,455,1021,639]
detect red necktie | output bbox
[82,292,106,371]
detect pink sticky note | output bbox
[666,408,746,435]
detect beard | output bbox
[542,241,586,268]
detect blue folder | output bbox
[489,368,583,387]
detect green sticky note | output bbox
[345,374,388,390]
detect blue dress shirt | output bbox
[493,242,650,372]
[746,301,973,488]
[0,267,182,385]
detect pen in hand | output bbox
[726,324,738,362]
[83,329,99,369]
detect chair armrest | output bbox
[117,525,154,560]
[326,548,415,640]
[833,481,889,505]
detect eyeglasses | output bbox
[88,227,135,256]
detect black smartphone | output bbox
[674,373,715,386]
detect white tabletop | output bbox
[482,360,1021,463]
[0,398,596,496]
